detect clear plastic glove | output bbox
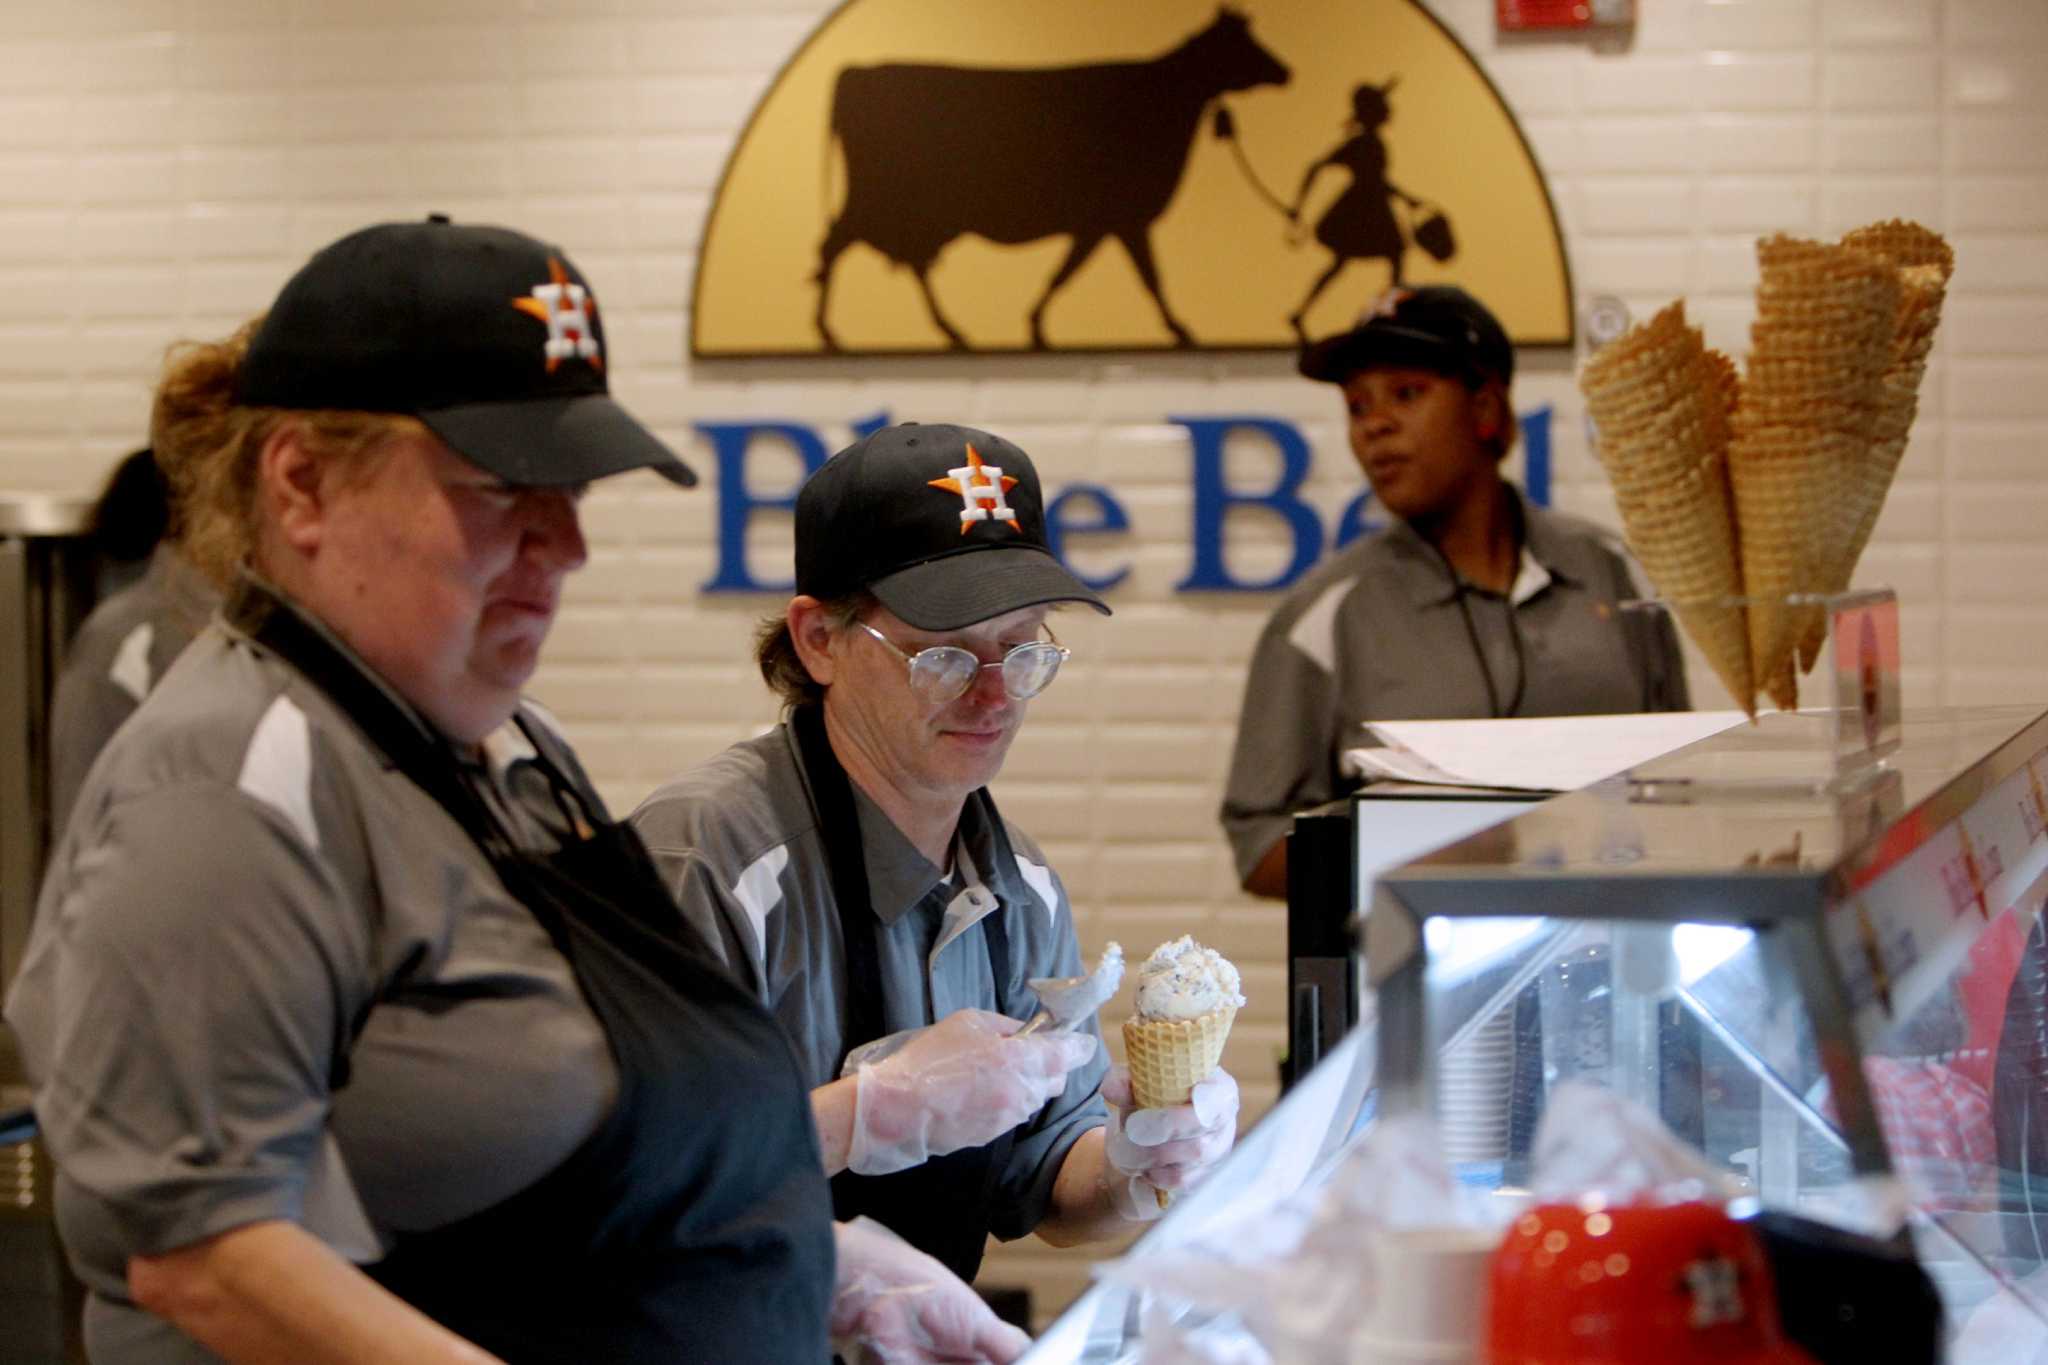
[849,1009,1098,1177]
[831,1216,1033,1365]
[1101,1064,1240,1221]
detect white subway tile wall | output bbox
[3,0,2044,1326]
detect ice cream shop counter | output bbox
[1023,703,2048,1364]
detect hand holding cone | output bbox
[1122,936,1244,1208]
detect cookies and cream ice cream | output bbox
[1027,940,1124,1031]
[1133,935,1245,1022]
[1123,936,1243,1208]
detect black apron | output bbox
[232,586,835,1364]
[791,703,1017,1285]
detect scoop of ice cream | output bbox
[1133,935,1245,1021]
[1028,941,1125,1028]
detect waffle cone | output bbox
[1123,1006,1236,1111]
[1789,226,1950,669]
[1729,427,1852,705]
[1840,219,1956,281]
[1796,615,1826,678]
[1582,303,1723,486]
[1582,302,1753,711]
[1701,346,1741,426]
[1816,252,1950,609]
[1764,656,1799,714]
[1612,459,1753,711]
[1731,236,1898,694]
[1573,225,1947,712]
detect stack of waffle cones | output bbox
[1123,1005,1236,1206]
[1805,223,1955,665]
[1581,302,1751,708]
[1578,220,1950,715]
[1732,234,1900,710]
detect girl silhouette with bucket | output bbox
[1285,80,1455,340]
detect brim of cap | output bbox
[867,544,1112,632]
[1297,325,1469,384]
[420,392,698,488]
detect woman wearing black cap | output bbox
[4,220,1026,1364]
[1220,285,1689,897]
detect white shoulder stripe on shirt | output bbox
[730,844,790,974]
[1508,547,1554,607]
[238,695,320,851]
[1284,578,1355,675]
[108,621,154,704]
[1014,854,1060,931]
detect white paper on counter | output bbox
[1342,710,1749,793]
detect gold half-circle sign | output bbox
[691,0,1572,357]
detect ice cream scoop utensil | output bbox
[1019,941,1124,1036]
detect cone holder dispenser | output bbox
[1810,586,1902,773]
[1624,585,1902,789]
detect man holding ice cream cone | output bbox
[632,422,1240,1280]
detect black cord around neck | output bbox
[1433,544,1528,720]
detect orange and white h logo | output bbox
[513,256,603,372]
[1682,1256,1747,1329]
[927,443,1020,534]
[1369,286,1415,318]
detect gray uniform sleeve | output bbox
[1218,602,1343,886]
[988,852,1109,1242]
[46,632,145,842]
[637,839,766,998]
[22,782,371,1259]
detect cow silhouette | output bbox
[815,7,1290,352]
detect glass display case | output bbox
[1025,704,2048,1364]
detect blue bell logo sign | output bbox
[692,0,1572,356]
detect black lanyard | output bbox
[787,702,1013,1057]
[789,702,1017,1284]
[227,582,837,1361]
[228,583,551,863]
[1422,496,1530,719]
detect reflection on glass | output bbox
[1023,907,2048,1362]
[1676,923,1754,986]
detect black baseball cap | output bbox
[795,422,1110,632]
[1297,284,1513,388]
[235,215,695,488]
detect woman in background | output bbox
[1221,285,1689,897]
[48,444,220,837]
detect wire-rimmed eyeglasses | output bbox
[857,622,1069,704]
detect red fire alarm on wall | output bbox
[1498,0,1635,30]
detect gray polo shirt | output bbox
[1220,491,1690,882]
[630,722,1109,1242]
[5,598,615,1364]
[48,544,219,837]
